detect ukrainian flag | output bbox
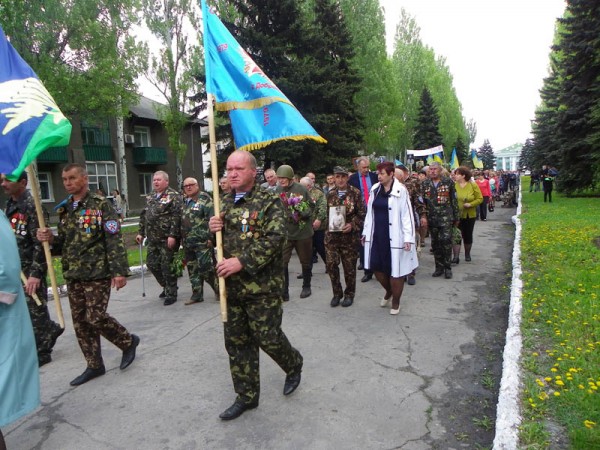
[450,148,459,170]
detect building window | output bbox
[139,173,153,196]
[134,126,151,147]
[86,162,118,196]
[81,119,111,146]
[36,172,54,202]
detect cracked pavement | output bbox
[4,206,514,449]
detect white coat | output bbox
[363,178,418,278]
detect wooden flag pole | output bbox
[26,165,65,328]
[207,93,227,322]
[20,271,42,306]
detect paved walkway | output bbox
[4,206,516,449]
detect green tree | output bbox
[478,139,495,170]
[413,87,443,151]
[0,0,145,118]
[519,138,535,171]
[143,0,203,186]
[453,135,469,167]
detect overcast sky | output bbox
[379,0,566,151]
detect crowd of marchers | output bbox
[0,154,524,433]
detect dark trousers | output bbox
[430,225,453,270]
[147,241,178,298]
[312,230,326,266]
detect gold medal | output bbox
[254,232,259,239]
[240,233,247,240]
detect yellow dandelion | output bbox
[554,391,560,397]
[584,420,596,429]
[556,380,565,386]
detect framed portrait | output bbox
[329,205,346,232]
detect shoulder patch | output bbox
[104,219,121,235]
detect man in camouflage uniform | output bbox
[209,150,303,421]
[325,166,366,307]
[1,172,63,366]
[395,165,426,285]
[299,176,327,270]
[37,164,139,386]
[136,171,182,306]
[181,177,217,305]
[420,162,459,279]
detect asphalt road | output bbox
[4,205,516,450]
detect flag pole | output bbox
[26,165,65,328]
[207,93,227,322]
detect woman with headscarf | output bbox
[362,162,418,315]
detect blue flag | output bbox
[450,148,459,169]
[229,102,326,152]
[0,25,72,180]
[202,1,292,111]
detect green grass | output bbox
[518,181,600,448]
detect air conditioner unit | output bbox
[124,134,135,144]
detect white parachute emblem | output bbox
[0,77,67,136]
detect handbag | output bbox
[488,203,494,212]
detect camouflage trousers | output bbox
[325,239,358,299]
[147,241,178,298]
[430,224,453,270]
[224,294,303,404]
[67,279,133,369]
[185,245,217,301]
[25,279,62,359]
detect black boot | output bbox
[300,267,312,298]
[283,267,290,301]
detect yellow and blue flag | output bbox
[450,148,459,169]
[433,151,444,164]
[202,1,292,111]
[230,102,326,151]
[0,25,72,180]
[471,149,483,169]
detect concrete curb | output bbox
[493,182,524,449]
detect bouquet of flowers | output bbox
[280,192,310,228]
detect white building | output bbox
[495,143,522,171]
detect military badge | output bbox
[104,220,120,234]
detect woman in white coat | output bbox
[361,162,418,315]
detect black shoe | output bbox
[465,255,472,262]
[357,263,364,270]
[451,257,459,265]
[159,290,166,299]
[312,255,318,264]
[407,275,416,286]
[49,324,64,349]
[283,371,302,396]
[38,353,52,367]
[219,400,259,420]
[341,296,354,307]
[432,269,444,277]
[300,287,312,298]
[330,297,341,307]
[163,297,177,306]
[445,269,453,279]
[120,334,140,370]
[70,366,106,386]
[296,273,304,279]
[283,293,290,302]
[361,274,372,282]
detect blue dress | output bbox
[368,187,392,276]
[0,211,40,427]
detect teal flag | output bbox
[0,25,72,180]
[229,102,326,152]
[202,0,291,111]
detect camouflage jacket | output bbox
[181,192,214,249]
[52,191,128,281]
[139,187,183,243]
[220,184,285,297]
[401,177,427,219]
[5,190,46,278]
[324,185,365,244]
[421,176,459,227]
[308,186,327,231]
[275,182,314,241]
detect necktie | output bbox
[361,175,369,204]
